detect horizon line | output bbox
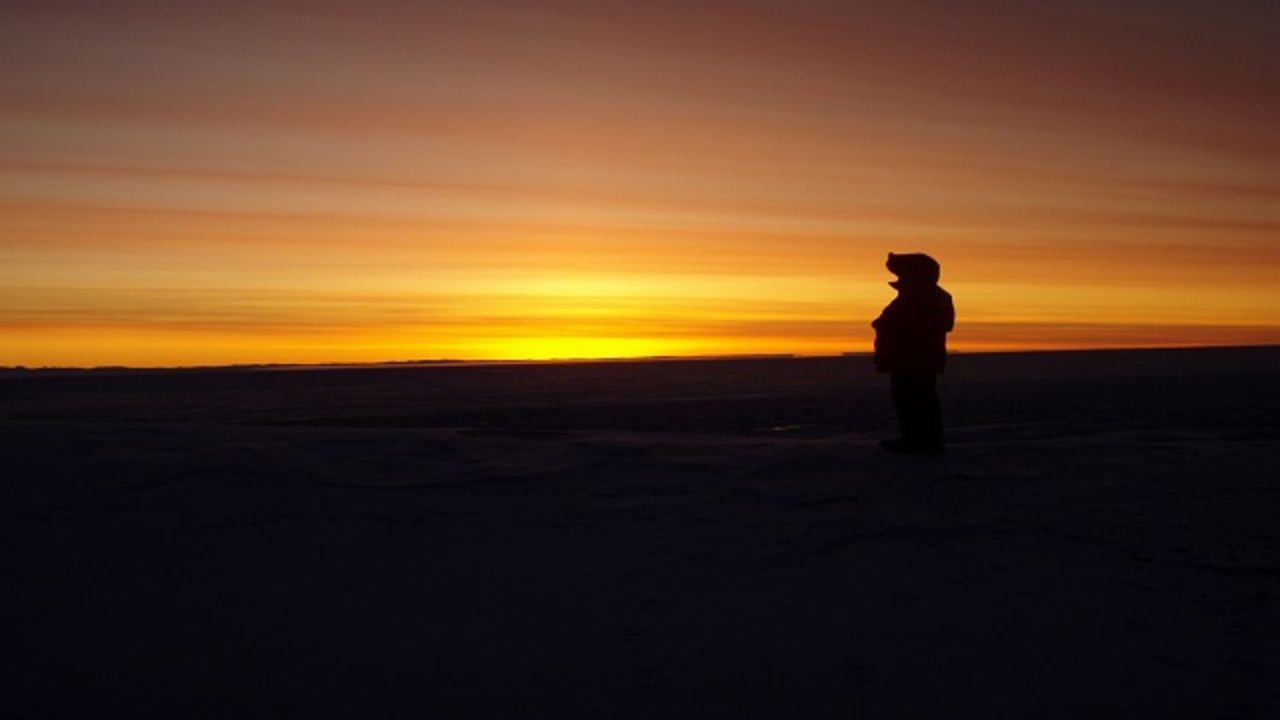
[3,343,1278,375]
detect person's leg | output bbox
[889,373,912,443]
[917,374,944,451]
[888,374,942,453]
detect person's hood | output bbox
[886,252,941,287]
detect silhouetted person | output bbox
[872,252,954,453]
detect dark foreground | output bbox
[2,348,1278,718]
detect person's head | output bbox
[886,252,940,287]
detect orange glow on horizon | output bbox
[2,2,1277,368]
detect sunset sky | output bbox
[3,0,1277,367]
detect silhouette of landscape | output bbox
[3,346,1278,718]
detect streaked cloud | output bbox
[1,0,1276,365]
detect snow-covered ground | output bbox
[3,347,1276,718]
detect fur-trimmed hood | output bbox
[886,252,941,287]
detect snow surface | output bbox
[3,348,1277,718]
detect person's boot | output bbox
[880,437,943,454]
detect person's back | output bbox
[872,252,954,452]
